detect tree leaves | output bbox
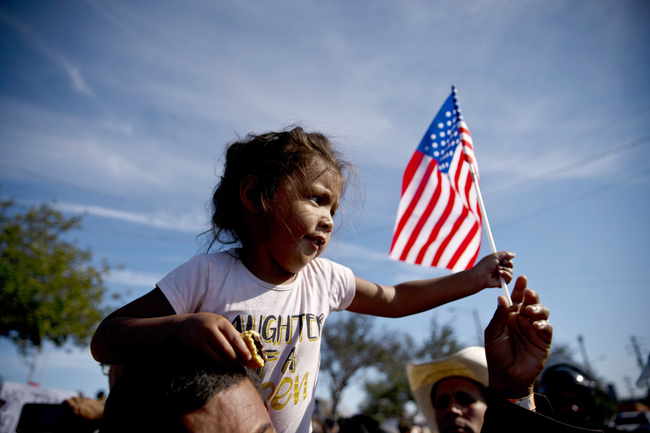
[320,311,462,421]
[320,312,385,416]
[0,198,115,357]
[356,316,461,421]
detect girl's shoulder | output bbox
[310,255,349,268]
[174,248,241,274]
[305,256,354,280]
[199,248,239,262]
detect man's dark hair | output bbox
[101,352,264,432]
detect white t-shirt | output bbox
[157,249,356,433]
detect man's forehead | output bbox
[435,376,482,395]
[183,380,273,433]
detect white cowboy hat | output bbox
[406,346,488,433]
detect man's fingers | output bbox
[522,288,540,307]
[513,312,553,350]
[522,303,550,322]
[533,320,553,344]
[509,275,528,306]
[485,295,511,342]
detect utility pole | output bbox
[631,336,645,369]
[630,335,650,391]
[26,346,41,385]
[449,307,483,346]
[577,335,592,373]
[472,309,483,347]
[624,377,635,399]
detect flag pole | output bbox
[453,86,512,306]
[469,164,512,306]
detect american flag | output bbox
[389,88,482,272]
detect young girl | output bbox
[91,127,514,433]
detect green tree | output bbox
[359,316,461,421]
[0,198,115,357]
[415,316,461,360]
[320,312,386,416]
[546,341,575,364]
[358,331,415,421]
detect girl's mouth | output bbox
[305,236,326,250]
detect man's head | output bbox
[538,361,597,428]
[407,347,489,433]
[179,374,274,433]
[102,352,275,433]
[431,377,487,433]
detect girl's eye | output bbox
[310,196,323,205]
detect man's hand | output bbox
[484,275,553,399]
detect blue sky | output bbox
[1,0,649,414]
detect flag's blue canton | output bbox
[416,93,462,174]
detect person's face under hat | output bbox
[432,377,487,433]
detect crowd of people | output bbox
[29,274,614,433]
[12,127,644,432]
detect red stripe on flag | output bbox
[431,205,470,267]
[402,151,425,195]
[390,154,435,253]
[447,220,480,270]
[463,171,473,209]
[414,173,454,264]
[401,170,444,262]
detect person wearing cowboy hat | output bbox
[407,276,603,433]
[408,346,489,433]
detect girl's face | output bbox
[246,163,342,285]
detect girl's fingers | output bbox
[201,315,250,362]
[221,325,252,362]
[499,268,514,284]
[182,313,254,365]
[207,329,239,361]
[201,345,228,365]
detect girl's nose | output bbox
[320,212,334,232]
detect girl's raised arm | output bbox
[90,288,252,366]
[346,251,514,318]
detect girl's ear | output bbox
[239,175,259,213]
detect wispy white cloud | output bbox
[61,61,95,98]
[0,10,95,98]
[0,98,215,205]
[323,239,450,283]
[106,268,163,288]
[54,202,204,233]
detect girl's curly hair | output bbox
[207,126,354,252]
